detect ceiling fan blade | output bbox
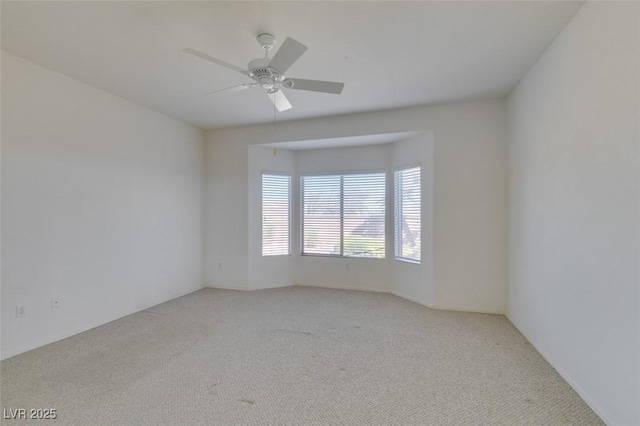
[286,78,344,94]
[205,83,257,96]
[268,37,308,73]
[183,48,247,74]
[267,90,292,112]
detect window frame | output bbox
[394,164,421,264]
[261,171,292,257]
[300,170,387,259]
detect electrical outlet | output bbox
[51,297,60,309]
[16,305,26,318]
[345,263,350,271]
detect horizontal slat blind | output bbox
[301,175,341,255]
[262,173,291,256]
[343,174,385,258]
[302,173,385,258]
[394,166,421,262]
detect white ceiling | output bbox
[1,1,583,130]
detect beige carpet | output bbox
[1,287,602,425]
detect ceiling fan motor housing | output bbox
[247,57,285,89]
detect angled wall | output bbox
[248,146,296,290]
[390,134,435,306]
[205,99,508,314]
[507,2,640,424]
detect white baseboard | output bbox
[506,315,616,426]
[390,289,434,308]
[295,283,391,293]
[206,283,294,291]
[389,290,504,315]
[251,282,295,291]
[205,283,250,291]
[208,283,503,315]
[1,285,204,360]
[429,302,504,315]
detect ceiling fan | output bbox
[184,33,344,112]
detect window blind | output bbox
[394,166,421,262]
[262,173,291,256]
[301,172,385,258]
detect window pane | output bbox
[302,173,385,258]
[262,174,290,256]
[343,173,385,258]
[301,175,341,255]
[394,167,421,262]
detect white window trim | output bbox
[394,163,421,264]
[300,170,387,259]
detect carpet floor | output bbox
[1,287,602,425]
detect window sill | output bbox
[395,257,421,265]
[301,253,386,260]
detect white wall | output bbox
[433,105,507,313]
[248,146,296,290]
[390,134,435,305]
[204,130,249,289]
[205,98,507,313]
[295,144,393,292]
[1,52,205,359]
[507,3,639,425]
